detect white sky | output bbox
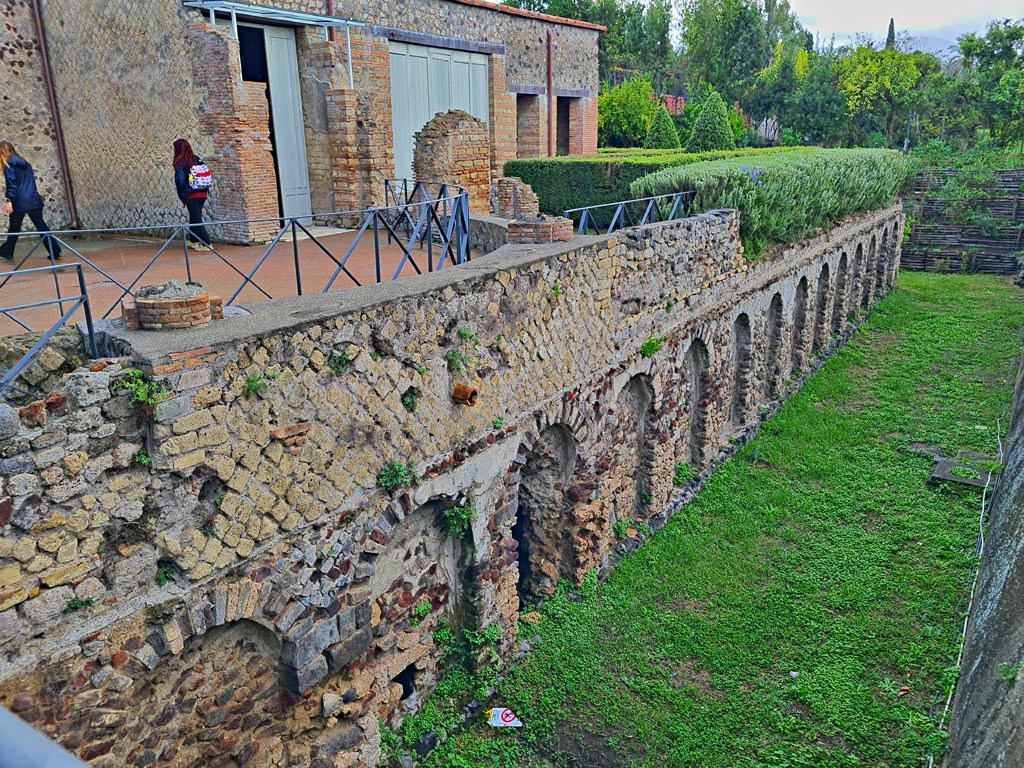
[789,0,1022,45]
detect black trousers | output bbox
[186,197,211,245]
[0,208,61,259]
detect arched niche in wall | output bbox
[512,424,579,605]
[863,236,877,309]
[608,374,656,523]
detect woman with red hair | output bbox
[173,138,212,251]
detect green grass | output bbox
[419,274,1024,768]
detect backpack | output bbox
[188,161,213,190]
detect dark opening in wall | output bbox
[556,97,573,156]
[878,229,891,290]
[862,240,875,309]
[393,663,417,701]
[853,243,865,312]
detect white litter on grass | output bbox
[487,707,523,727]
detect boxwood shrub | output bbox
[503,147,799,215]
[630,148,908,256]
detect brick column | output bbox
[570,96,598,156]
[187,22,279,244]
[515,95,546,159]
[488,55,517,177]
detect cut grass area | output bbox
[408,273,1024,768]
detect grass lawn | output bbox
[403,273,1024,768]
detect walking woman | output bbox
[0,141,62,261]
[173,138,212,251]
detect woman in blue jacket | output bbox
[173,138,212,251]
[0,141,62,261]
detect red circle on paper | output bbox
[500,709,517,723]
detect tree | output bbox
[958,19,1024,146]
[598,77,659,147]
[837,45,922,143]
[786,51,848,145]
[644,106,682,148]
[885,18,896,50]
[686,90,736,151]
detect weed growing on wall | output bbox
[673,462,697,487]
[442,505,476,539]
[243,371,269,397]
[63,597,95,614]
[376,460,418,492]
[492,417,507,431]
[401,387,421,412]
[640,335,665,358]
[154,564,175,587]
[115,368,170,411]
[134,449,152,467]
[328,352,351,373]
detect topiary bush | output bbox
[631,148,909,257]
[686,91,736,153]
[644,106,681,150]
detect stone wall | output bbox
[0,204,903,767]
[947,343,1024,767]
[0,1,67,226]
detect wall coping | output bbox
[442,0,607,31]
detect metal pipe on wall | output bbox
[327,0,335,40]
[546,31,554,157]
[30,0,80,229]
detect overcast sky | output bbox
[789,0,1022,47]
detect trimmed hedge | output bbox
[644,107,681,149]
[631,148,908,256]
[504,147,800,215]
[685,91,735,153]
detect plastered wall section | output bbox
[0,1,67,225]
[0,204,903,767]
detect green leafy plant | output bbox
[666,299,676,312]
[686,90,736,153]
[243,371,269,396]
[115,368,170,409]
[155,564,175,587]
[998,661,1023,682]
[457,326,478,342]
[640,335,665,358]
[640,491,654,505]
[552,282,564,299]
[376,460,418,492]
[135,448,152,467]
[414,601,433,619]
[442,505,476,539]
[213,491,225,507]
[951,466,983,480]
[492,417,507,430]
[328,352,351,374]
[613,519,632,538]
[446,351,473,373]
[673,462,697,487]
[63,597,95,614]
[401,387,421,412]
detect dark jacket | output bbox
[174,162,209,205]
[4,156,45,212]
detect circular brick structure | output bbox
[121,280,223,331]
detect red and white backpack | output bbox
[188,161,213,190]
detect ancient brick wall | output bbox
[0,1,67,226]
[413,111,491,215]
[0,204,902,766]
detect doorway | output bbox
[238,24,313,221]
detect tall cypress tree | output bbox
[885,18,896,50]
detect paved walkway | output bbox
[0,228,450,336]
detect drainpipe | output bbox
[326,0,335,41]
[30,0,79,229]
[546,31,555,157]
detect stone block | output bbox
[282,618,341,668]
[282,654,329,693]
[326,625,373,671]
[20,585,73,623]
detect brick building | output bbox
[0,0,600,241]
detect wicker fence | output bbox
[901,169,1024,274]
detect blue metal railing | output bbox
[564,191,695,236]
[0,263,99,395]
[0,179,471,323]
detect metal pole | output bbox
[292,220,303,296]
[77,265,98,360]
[346,26,354,89]
[373,214,381,283]
[184,227,194,283]
[230,7,238,39]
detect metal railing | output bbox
[0,262,99,394]
[0,179,471,324]
[564,191,695,236]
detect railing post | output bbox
[373,212,382,283]
[77,264,99,360]
[291,219,303,296]
[184,226,194,283]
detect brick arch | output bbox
[874,229,889,297]
[831,252,849,336]
[863,235,877,309]
[608,373,657,521]
[811,262,831,354]
[684,337,713,466]
[764,292,785,398]
[791,275,811,373]
[730,312,753,425]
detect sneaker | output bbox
[0,252,12,262]
[190,243,212,252]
